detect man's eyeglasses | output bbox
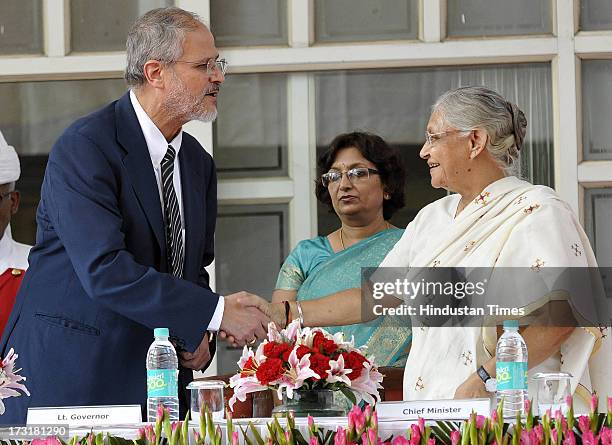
[321,167,379,187]
[172,58,228,76]
[0,191,14,204]
[424,129,470,145]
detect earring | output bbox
[384,193,390,199]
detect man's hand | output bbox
[179,332,212,370]
[219,292,270,346]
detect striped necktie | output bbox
[161,145,184,278]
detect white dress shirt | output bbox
[0,224,31,273]
[130,90,224,331]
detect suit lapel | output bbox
[179,141,204,278]
[115,93,167,259]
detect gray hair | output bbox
[433,86,527,177]
[125,7,204,88]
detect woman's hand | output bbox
[453,373,490,399]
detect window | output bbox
[213,74,288,178]
[70,0,173,52]
[210,0,287,47]
[447,0,552,38]
[315,0,418,43]
[582,60,612,161]
[585,188,612,267]
[0,0,43,55]
[580,0,612,31]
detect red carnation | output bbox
[240,357,257,377]
[255,358,285,385]
[312,331,338,355]
[309,353,331,380]
[341,351,368,380]
[294,345,312,360]
[264,341,292,360]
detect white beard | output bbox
[164,71,218,123]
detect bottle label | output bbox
[496,362,528,391]
[147,369,178,398]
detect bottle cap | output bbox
[503,319,519,329]
[154,327,169,338]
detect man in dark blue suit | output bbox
[0,7,269,424]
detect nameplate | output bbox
[27,405,142,427]
[376,398,492,421]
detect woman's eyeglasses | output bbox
[321,167,379,187]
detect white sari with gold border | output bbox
[379,176,611,410]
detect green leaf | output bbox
[249,421,266,445]
[240,425,255,445]
[339,386,357,406]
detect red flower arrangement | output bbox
[229,320,383,409]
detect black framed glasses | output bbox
[321,167,379,187]
[172,57,228,75]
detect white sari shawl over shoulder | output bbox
[379,176,611,410]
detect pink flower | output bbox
[608,397,612,413]
[428,439,435,445]
[591,393,599,414]
[232,431,239,445]
[310,437,320,445]
[582,431,599,445]
[275,348,319,400]
[228,374,267,410]
[563,430,576,445]
[282,319,302,342]
[476,415,486,429]
[491,409,499,424]
[326,354,352,386]
[566,395,573,409]
[156,403,164,422]
[335,427,347,445]
[392,437,410,445]
[579,415,591,434]
[349,405,366,434]
[0,348,30,415]
[350,361,384,405]
[171,421,179,433]
[410,424,421,445]
[551,428,558,445]
[308,415,315,428]
[193,431,201,443]
[368,427,378,445]
[600,428,612,445]
[418,417,425,434]
[31,438,61,445]
[138,428,146,440]
[524,399,532,414]
[555,410,563,424]
[451,430,461,445]
[86,433,94,445]
[534,425,544,443]
[520,429,532,445]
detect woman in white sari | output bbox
[236,87,610,410]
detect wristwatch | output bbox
[477,366,497,392]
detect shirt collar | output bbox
[129,90,183,167]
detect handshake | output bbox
[178,291,285,370]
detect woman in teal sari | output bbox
[273,132,412,367]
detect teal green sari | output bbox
[275,228,411,367]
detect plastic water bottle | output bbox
[146,327,179,422]
[496,319,528,419]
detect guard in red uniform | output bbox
[0,130,31,336]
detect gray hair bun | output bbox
[507,101,527,151]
